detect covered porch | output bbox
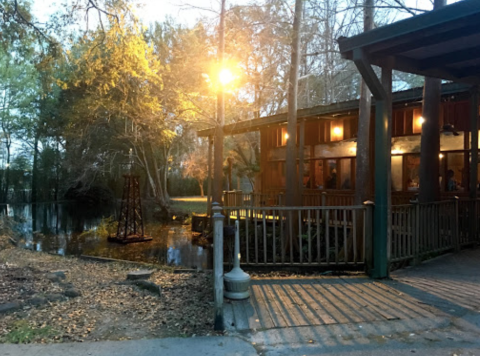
[211,0,480,331]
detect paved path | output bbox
[2,248,480,356]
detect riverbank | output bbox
[0,248,215,344]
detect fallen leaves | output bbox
[0,248,215,343]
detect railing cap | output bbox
[363,200,375,206]
[212,202,224,218]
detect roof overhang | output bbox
[338,0,480,85]
[197,82,469,137]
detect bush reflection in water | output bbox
[3,203,211,270]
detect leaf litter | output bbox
[0,248,216,343]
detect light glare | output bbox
[219,68,235,86]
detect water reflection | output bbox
[3,203,211,270]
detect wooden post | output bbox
[212,202,224,331]
[469,87,478,244]
[363,200,374,273]
[470,86,478,199]
[298,119,306,204]
[207,136,213,216]
[352,48,391,279]
[453,196,460,252]
[412,199,421,265]
[321,191,327,222]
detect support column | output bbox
[470,86,479,199]
[353,48,391,278]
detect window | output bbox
[314,160,324,189]
[446,152,465,191]
[391,156,403,191]
[405,155,420,190]
[325,159,338,189]
[340,159,352,189]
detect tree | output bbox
[354,0,374,206]
[182,149,209,197]
[285,0,303,207]
[419,0,446,203]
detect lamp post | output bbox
[212,0,227,208]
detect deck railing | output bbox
[390,198,480,264]
[220,204,371,268]
[223,190,418,208]
[217,196,480,269]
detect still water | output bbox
[4,203,211,270]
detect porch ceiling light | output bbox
[284,133,289,140]
[418,116,425,125]
[333,127,342,136]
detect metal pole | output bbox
[212,202,224,331]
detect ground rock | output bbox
[28,296,47,306]
[45,293,67,302]
[0,302,22,314]
[46,270,67,282]
[132,280,161,296]
[127,270,153,280]
[64,288,82,298]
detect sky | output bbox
[31,0,463,29]
[31,0,251,27]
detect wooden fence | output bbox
[221,204,371,268]
[223,190,416,208]
[217,196,480,269]
[390,198,480,264]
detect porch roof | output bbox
[338,0,480,86]
[197,82,469,137]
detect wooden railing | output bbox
[390,198,480,264]
[223,190,419,208]
[219,193,480,269]
[221,204,371,267]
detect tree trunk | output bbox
[285,0,303,208]
[199,180,205,197]
[355,0,374,206]
[32,134,39,231]
[419,0,446,203]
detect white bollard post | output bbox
[224,220,251,299]
[212,202,224,330]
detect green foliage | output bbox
[2,320,57,344]
[80,216,117,238]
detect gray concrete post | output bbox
[212,202,224,331]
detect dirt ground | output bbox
[0,248,216,343]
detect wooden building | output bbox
[198,82,479,204]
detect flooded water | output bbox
[3,203,211,270]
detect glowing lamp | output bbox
[218,68,234,86]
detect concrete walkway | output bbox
[2,248,480,356]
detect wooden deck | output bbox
[224,275,438,331]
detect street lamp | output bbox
[212,66,236,208]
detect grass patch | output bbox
[170,197,207,215]
[2,321,58,344]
